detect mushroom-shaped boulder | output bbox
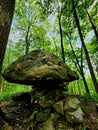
[2,49,79,88]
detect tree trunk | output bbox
[0,0,15,122]
[0,0,16,74]
[69,41,90,93]
[58,14,65,62]
[72,0,98,92]
[25,24,31,55]
[86,9,98,40]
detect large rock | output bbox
[2,49,79,88]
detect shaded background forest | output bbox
[0,0,98,101]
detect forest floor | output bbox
[0,95,98,130]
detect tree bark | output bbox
[58,14,65,62]
[25,23,31,55]
[0,0,16,74]
[86,9,98,40]
[69,41,90,93]
[72,0,98,92]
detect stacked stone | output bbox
[64,96,84,123]
[27,91,84,130]
[54,96,84,124]
[2,49,83,130]
[20,90,83,130]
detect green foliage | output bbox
[68,76,98,102]
[0,82,32,101]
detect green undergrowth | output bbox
[68,80,98,103]
[0,82,32,102]
[82,92,98,102]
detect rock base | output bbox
[9,89,83,130]
[1,90,98,130]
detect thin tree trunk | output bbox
[72,0,98,92]
[0,0,16,74]
[86,9,98,40]
[58,14,65,62]
[69,41,90,93]
[25,24,31,55]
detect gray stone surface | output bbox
[65,107,84,123]
[64,96,80,111]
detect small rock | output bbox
[54,100,64,115]
[29,111,37,121]
[36,110,50,122]
[39,99,54,108]
[40,118,55,130]
[64,96,80,111]
[65,107,84,123]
